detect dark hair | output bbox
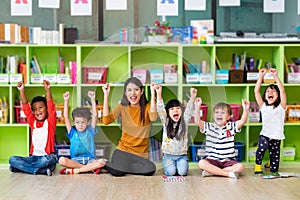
[72,107,92,121]
[263,84,281,108]
[31,96,47,109]
[120,77,148,124]
[165,99,186,140]
[213,102,232,116]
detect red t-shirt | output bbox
[22,99,56,155]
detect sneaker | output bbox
[271,172,280,177]
[59,168,67,175]
[94,168,101,175]
[264,161,270,168]
[254,164,263,175]
[228,171,239,179]
[46,168,52,176]
[202,170,213,177]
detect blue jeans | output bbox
[9,154,57,175]
[163,154,188,176]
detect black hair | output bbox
[263,84,281,108]
[72,107,92,121]
[31,96,47,109]
[165,99,186,140]
[120,77,148,124]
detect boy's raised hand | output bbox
[190,87,198,99]
[195,97,202,108]
[242,99,250,110]
[88,91,95,100]
[102,83,110,95]
[43,80,50,89]
[63,91,70,101]
[17,81,24,91]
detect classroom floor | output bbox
[1,164,300,200]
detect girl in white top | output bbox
[254,68,286,175]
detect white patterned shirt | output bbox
[200,122,240,161]
[157,99,194,155]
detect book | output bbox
[261,172,300,179]
[215,56,222,70]
[190,19,214,36]
[162,175,186,182]
[32,55,42,74]
[0,24,5,41]
[20,26,29,43]
[171,26,193,44]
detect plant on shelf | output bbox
[145,20,172,43]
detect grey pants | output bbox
[105,149,156,176]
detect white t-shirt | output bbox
[260,103,285,140]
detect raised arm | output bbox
[254,68,266,108]
[63,91,72,133]
[17,81,28,104]
[270,68,286,109]
[102,83,110,117]
[189,88,197,104]
[150,82,157,113]
[88,91,98,129]
[236,99,250,130]
[194,97,205,131]
[43,80,53,100]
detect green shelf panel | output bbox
[28,46,77,73]
[0,127,29,164]
[81,46,129,83]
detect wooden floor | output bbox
[1,164,300,200]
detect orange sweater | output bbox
[102,103,157,158]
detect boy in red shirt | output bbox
[9,80,57,176]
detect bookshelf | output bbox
[0,43,300,167]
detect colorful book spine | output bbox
[70,61,77,84]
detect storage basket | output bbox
[216,70,229,84]
[54,144,71,158]
[190,142,244,162]
[56,104,65,124]
[132,69,147,84]
[14,105,28,124]
[0,106,8,123]
[149,69,164,84]
[283,146,296,161]
[95,142,111,159]
[83,105,104,124]
[230,104,241,121]
[285,105,300,122]
[83,66,108,84]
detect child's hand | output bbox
[102,83,110,95]
[154,84,162,95]
[17,81,24,91]
[150,82,157,95]
[259,68,267,76]
[195,97,202,108]
[63,91,70,101]
[43,80,50,89]
[269,68,278,77]
[88,91,96,100]
[190,88,197,98]
[242,99,250,110]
